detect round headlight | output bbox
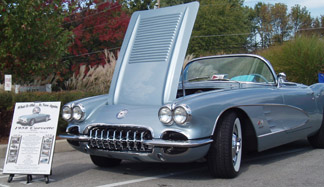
[62,106,72,121]
[72,105,84,121]
[158,106,173,125]
[173,106,190,125]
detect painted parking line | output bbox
[0,184,10,187]
[0,175,25,179]
[19,178,55,185]
[96,167,204,187]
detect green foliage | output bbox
[0,0,72,84]
[188,0,251,55]
[123,0,156,12]
[258,35,324,85]
[290,4,313,33]
[0,91,98,138]
[0,91,13,110]
[160,0,194,7]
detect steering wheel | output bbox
[252,74,269,83]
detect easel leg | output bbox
[27,174,32,184]
[7,174,14,183]
[44,175,49,184]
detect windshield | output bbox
[183,56,275,84]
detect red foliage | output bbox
[66,0,130,72]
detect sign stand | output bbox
[3,102,61,185]
[7,173,51,184]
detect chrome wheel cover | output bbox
[232,118,242,172]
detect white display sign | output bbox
[4,74,12,91]
[3,102,61,175]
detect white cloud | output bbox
[298,0,324,8]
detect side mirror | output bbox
[277,72,286,88]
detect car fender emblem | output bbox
[117,109,128,119]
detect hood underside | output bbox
[108,2,199,106]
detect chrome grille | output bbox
[88,126,153,153]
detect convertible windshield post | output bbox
[181,71,186,97]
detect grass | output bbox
[65,51,194,93]
[64,50,117,93]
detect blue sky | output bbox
[244,0,324,18]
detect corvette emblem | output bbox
[117,109,128,119]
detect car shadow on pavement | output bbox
[90,139,314,181]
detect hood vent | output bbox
[128,13,182,64]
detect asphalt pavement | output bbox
[1,139,324,187]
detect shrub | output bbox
[258,35,324,85]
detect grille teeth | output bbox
[88,126,153,153]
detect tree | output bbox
[254,2,273,48]
[290,4,312,34]
[271,3,291,44]
[123,0,156,12]
[0,0,71,84]
[160,0,194,7]
[65,0,130,72]
[188,0,252,55]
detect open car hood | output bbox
[108,2,199,106]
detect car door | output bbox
[279,83,317,132]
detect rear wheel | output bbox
[207,111,242,178]
[90,155,122,167]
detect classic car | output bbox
[17,107,51,126]
[59,2,324,178]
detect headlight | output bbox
[62,106,72,121]
[158,106,173,125]
[173,105,191,125]
[72,105,85,121]
[19,118,27,122]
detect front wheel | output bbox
[29,119,35,126]
[207,111,242,178]
[90,155,122,167]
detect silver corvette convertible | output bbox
[60,2,324,178]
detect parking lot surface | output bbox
[1,139,324,187]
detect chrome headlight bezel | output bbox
[173,104,191,125]
[158,104,191,126]
[72,104,85,121]
[158,105,173,125]
[62,105,73,121]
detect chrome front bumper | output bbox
[59,134,213,148]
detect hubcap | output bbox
[232,118,242,172]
